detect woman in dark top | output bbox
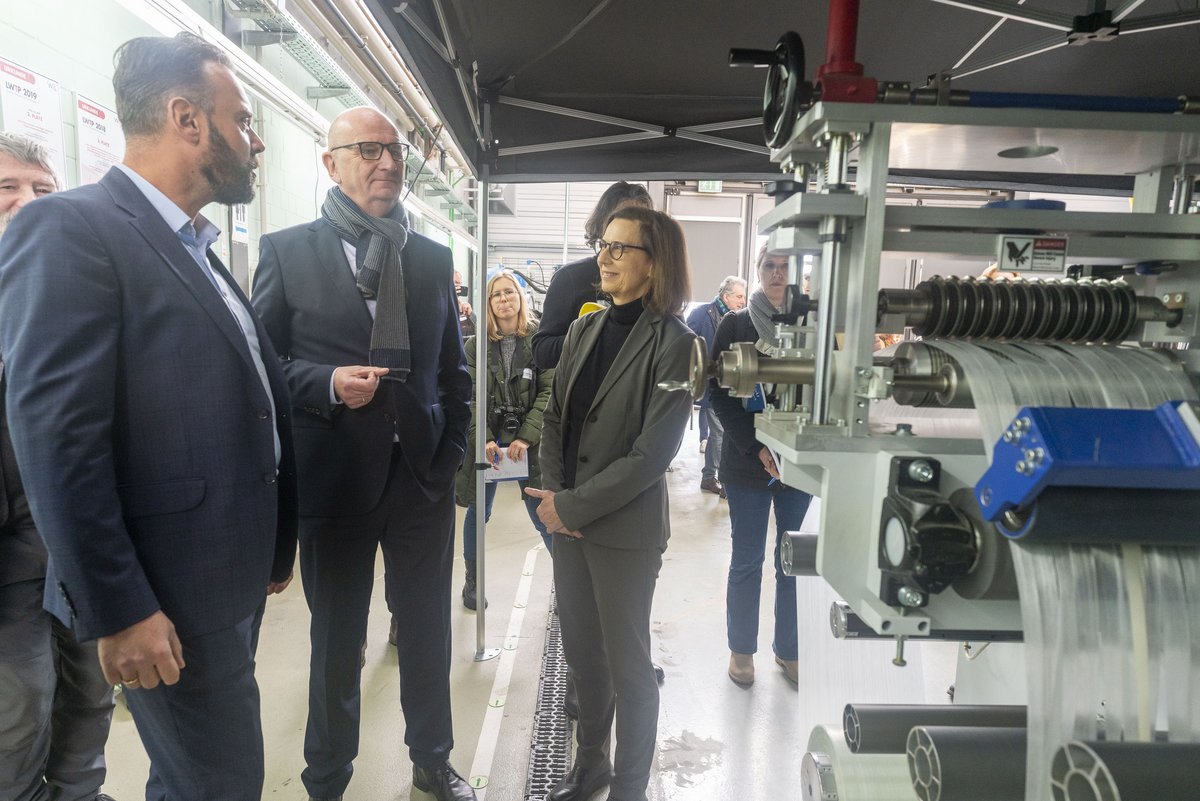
[709,245,814,687]
[454,270,553,610]
[530,181,652,370]
[528,207,694,801]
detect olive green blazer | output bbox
[539,307,696,549]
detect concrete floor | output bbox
[99,411,956,800]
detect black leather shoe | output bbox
[388,615,399,646]
[653,663,665,685]
[548,761,612,801]
[413,762,476,801]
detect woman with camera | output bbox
[454,270,554,610]
[527,206,694,801]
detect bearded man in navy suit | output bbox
[0,34,297,801]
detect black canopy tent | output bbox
[359,0,1200,656]
[366,0,1200,190]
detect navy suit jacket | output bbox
[0,168,298,641]
[251,217,470,517]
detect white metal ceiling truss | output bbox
[495,96,766,158]
[930,0,1200,82]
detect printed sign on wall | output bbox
[0,58,67,185]
[75,94,124,185]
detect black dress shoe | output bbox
[653,663,665,685]
[548,761,612,801]
[413,762,476,801]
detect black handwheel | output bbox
[763,31,809,148]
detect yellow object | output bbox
[578,301,606,317]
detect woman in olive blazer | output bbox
[528,206,695,801]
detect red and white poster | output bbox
[0,58,66,186]
[75,94,124,185]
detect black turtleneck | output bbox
[562,297,645,488]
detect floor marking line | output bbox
[467,546,542,800]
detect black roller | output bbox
[876,277,1168,343]
[1000,486,1200,545]
[907,726,1026,801]
[1051,741,1200,801]
[844,704,1026,754]
[948,488,1019,601]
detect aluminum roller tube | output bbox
[1050,741,1200,801]
[781,531,819,576]
[907,726,1026,801]
[843,704,1026,754]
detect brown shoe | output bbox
[700,477,726,498]
[775,655,799,684]
[728,652,754,686]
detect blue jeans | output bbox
[724,481,812,661]
[701,405,724,481]
[463,480,552,559]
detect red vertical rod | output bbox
[819,0,865,77]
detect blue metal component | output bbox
[966,92,1183,115]
[975,402,1200,535]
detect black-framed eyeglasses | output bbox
[329,141,410,161]
[593,239,651,261]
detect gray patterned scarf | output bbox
[321,186,411,381]
[749,288,785,355]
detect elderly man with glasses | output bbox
[252,107,474,801]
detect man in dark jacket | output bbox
[252,106,473,801]
[531,181,652,370]
[0,132,117,801]
[0,36,298,800]
[685,275,746,498]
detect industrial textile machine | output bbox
[672,3,1200,799]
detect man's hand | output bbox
[97,610,185,690]
[485,440,502,467]
[459,299,474,318]
[333,366,389,409]
[758,446,781,480]
[524,488,582,538]
[267,573,293,595]
[506,439,530,462]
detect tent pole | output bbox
[474,100,499,663]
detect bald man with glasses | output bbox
[252,107,473,801]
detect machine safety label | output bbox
[997,235,1068,274]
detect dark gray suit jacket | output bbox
[252,218,471,515]
[539,307,695,549]
[0,168,298,641]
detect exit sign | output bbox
[697,180,723,193]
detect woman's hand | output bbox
[524,488,582,538]
[758,446,781,480]
[507,439,530,462]
[485,440,502,467]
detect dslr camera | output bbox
[494,406,524,439]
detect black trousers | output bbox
[554,536,663,801]
[299,451,457,800]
